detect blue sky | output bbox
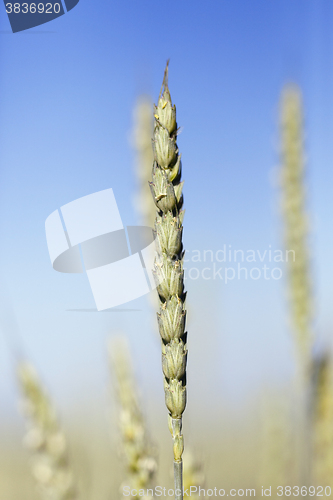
[0,0,332,421]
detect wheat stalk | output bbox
[149,61,187,500]
[280,86,313,374]
[280,85,313,487]
[132,94,159,317]
[109,337,157,500]
[258,392,292,495]
[17,362,76,500]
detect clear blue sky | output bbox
[0,0,332,421]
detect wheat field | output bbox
[1,65,332,500]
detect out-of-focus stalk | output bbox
[281,86,313,374]
[258,392,292,495]
[18,362,77,500]
[132,95,155,228]
[182,450,205,500]
[312,354,333,490]
[109,337,157,500]
[280,86,313,487]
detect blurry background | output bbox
[0,0,333,498]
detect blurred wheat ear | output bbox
[109,336,157,500]
[149,61,187,500]
[280,86,313,374]
[182,449,205,500]
[132,94,159,315]
[280,85,314,486]
[258,391,292,495]
[17,362,77,500]
[312,353,333,490]
[132,95,155,228]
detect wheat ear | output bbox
[280,86,313,486]
[149,61,187,500]
[312,354,333,489]
[281,86,313,373]
[109,337,157,500]
[17,362,76,500]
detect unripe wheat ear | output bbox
[149,61,187,500]
[109,337,157,500]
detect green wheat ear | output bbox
[109,336,157,500]
[149,61,187,500]
[17,362,77,500]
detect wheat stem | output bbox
[149,61,186,500]
[174,461,183,500]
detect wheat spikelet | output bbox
[109,337,157,500]
[132,95,155,228]
[17,362,76,500]
[312,354,333,489]
[280,86,313,373]
[149,61,186,500]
